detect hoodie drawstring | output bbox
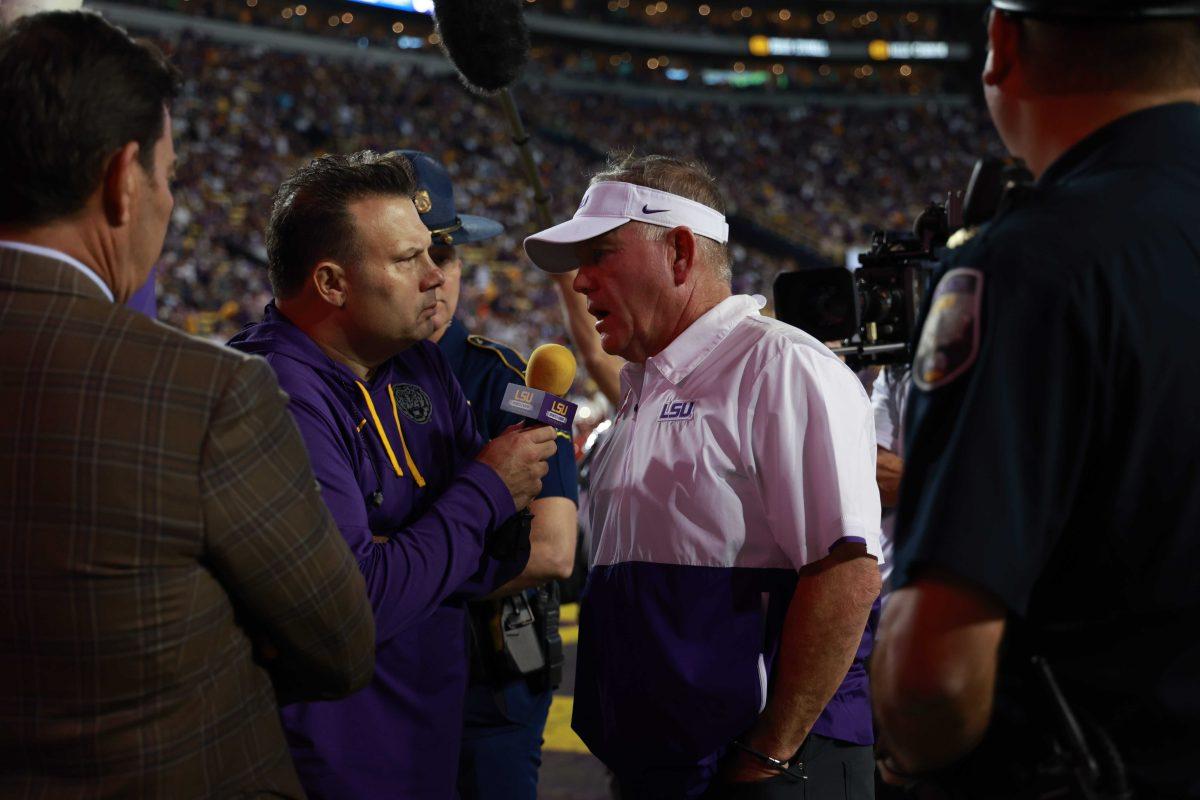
[387,387,427,488]
[354,380,427,488]
[356,381,404,479]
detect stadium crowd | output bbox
[554,0,946,41]
[155,31,1002,358]
[120,0,967,94]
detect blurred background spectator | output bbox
[95,0,1001,399]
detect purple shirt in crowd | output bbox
[228,303,527,799]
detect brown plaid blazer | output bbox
[0,248,376,798]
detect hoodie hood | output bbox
[228,302,430,492]
[228,302,353,384]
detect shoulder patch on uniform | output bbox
[466,334,527,380]
[913,268,983,391]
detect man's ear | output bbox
[102,141,141,227]
[313,261,350,308]
[668,226,696,286]
[983,9,1018,89]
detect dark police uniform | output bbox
[438,316,579,800]
[397,147,580,799]
[893,102,1200,797]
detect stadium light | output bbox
[344,0,433,13]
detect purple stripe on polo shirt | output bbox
[829,535,868,553]
[573,562,876,798]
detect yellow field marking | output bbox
[543,695,591,754]
[558,602,579,645]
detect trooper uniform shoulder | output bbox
[942,183,1044,272]
[898,102,1200,612]
[465,334,528,382]
[911,185,1064,396]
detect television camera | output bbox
[774,157,1033,370]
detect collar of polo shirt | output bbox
[523,181,730,274]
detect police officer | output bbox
[872,3,1200,798]
[396,151,579,800]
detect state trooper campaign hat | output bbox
[393,150,504,245]
[991,0,1200,17]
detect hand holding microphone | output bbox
[475,343,577,509]
[475,425,554,511]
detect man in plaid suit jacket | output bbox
[0,12,376,796]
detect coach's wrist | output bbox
[729,735,795,771]
[723,749,781,783]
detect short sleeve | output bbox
[474,350,579,506]
[751,343,883,569]
[894,261,1094,616]
[539,431,579,504]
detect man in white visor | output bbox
[524,154,882,799]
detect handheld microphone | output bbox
[432,0,530,96]
[500,344,578,430]
[526,343,576,397]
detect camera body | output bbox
[773,157,1033,371]
[774,203,947,371]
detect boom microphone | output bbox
[432,0,531,95]
[500,344,577,430]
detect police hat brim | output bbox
[457,213,505,244]
[430,213,505,245]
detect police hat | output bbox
[992,0,1200,18]
[394,150,504,245]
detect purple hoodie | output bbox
[228,303,528,799]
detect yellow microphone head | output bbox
[525,344,577,397]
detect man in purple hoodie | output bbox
[228,151,557,799]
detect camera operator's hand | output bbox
[475,424,556,509]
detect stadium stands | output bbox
[100,3,1002,383]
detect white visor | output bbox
[523,181,730,273]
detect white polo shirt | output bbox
[573,294,883,794]
[587,293,881,570]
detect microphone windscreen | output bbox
[525,344,577,397]
[433,0,530,95]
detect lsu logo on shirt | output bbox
[658,400,695,421]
